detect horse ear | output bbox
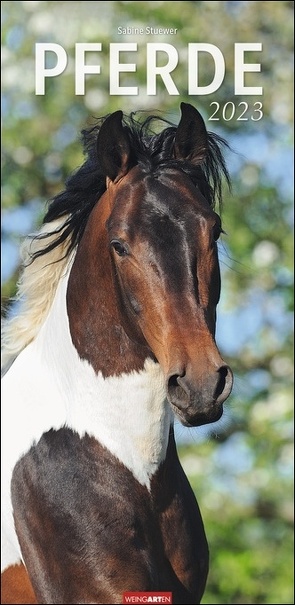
[97,110,131,183]
[174,102,208,164]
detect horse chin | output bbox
[170,402,224,428]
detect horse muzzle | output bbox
[166,364,233,427]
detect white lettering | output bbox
[109,43,138,95]
[75,43,102,95]
[234,43,263,94]
[35,43,67,95]
[34,42,263,97]
[147,43,179,95]
[188,43,225,95]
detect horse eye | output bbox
[111,239,129,257]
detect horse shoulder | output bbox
[9,428,162,603]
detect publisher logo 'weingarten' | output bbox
[122,592,172,604]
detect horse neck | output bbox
[35,258,173,489]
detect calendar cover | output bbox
[1,2,293,604]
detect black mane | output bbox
[32,111,230,261]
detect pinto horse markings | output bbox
[1,103,233,604]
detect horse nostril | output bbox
[215,365,233,402]
[167,372,190,407]
[168,374,179,390]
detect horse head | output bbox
[67,103,233,428]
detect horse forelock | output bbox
[1,218,74,373]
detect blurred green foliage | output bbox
[1,1,294,603]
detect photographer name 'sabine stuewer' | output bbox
[1,103,233,604]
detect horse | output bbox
[1,102,233,605]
